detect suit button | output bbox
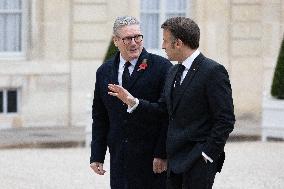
[125,138,128,143]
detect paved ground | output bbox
[2,118,282,188]
[0,126,86,149]
[0,141,284,189]
[0,117,262,149]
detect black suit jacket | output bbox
[90,48,172,188]
[135,53,235,174]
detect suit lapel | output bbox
[172,53,205,113]
[127,48,150,90]
[109,52,120,85]
[166,65,179,114]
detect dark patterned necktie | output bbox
[122,61,131,88]
[174,64,186,88]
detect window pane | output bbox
[0,16,5,51]
[7,90,17,113]
[165,0,186,20]
[0,0,21,9]
[0,14,21,52]
[141,0,159,11]
[166,0,186,11]
[6,0,21,9]
[0,0,22,52]
[0,0,4,9]
[5,14,21,51]
[0,91,3,113]
[166,13,186,19]
[141,13,159,49]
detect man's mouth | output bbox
[129,48,138,53]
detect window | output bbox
[140,0,187,51]
[0,91,3,112]
[0,89,18,114]
[0,0,27,58]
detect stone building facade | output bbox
[0,0,283,129]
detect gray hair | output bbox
[113,16,140,35]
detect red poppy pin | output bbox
[137,59,148,71]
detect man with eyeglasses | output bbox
[90,16,172,189]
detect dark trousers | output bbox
[167,157,217,189]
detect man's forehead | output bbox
[118,25,142,36]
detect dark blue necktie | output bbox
[122,61,131,88]
[174,64,185,87]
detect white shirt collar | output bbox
[181,49,200,70]
[119,54,138,68]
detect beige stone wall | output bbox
[71,0,139,60]
[0,0,71,128]
[229,1,263,119]
[1,0,284,129]
[69,0,140,126]
[194,0,231,68]
[193,0,284,120]
[262,0,284,97]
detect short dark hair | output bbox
[161,17,200,49]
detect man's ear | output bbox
[113,36,119,47]
[176,39,184,48]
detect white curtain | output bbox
[0,91,3,113]
[140,0,160,49]
[140,0,187,50]
[0,0,22,52]
[166,0,186,19]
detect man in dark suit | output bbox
[90,16,172,189]
[108,17,235,189]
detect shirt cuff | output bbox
[127,98,139,113]
[202,152,213,163]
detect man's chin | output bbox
[129,54,140,60]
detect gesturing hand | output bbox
[90,162,106,175]
[153,158,167,174]
[108,84,136,107]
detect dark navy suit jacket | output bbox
[134,53,235,174]
[90,48,172,189]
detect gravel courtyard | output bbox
[0,141,283,189]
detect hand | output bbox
[90,162,106,175]
[108,84,136,107]
[153,158,167,174]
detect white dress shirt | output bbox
[118,54,138,86]
[117,55,140,112]
[179,49,200,83]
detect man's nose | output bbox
[130,38,136,44]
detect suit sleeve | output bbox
[90,69,109,164]
[132,63,172,119]
[141,60,172,159]
[202,64,235,161]
[153,117,168,159]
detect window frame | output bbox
[0,88,20,115]
[140,0,188,56]
[0,0,28,60]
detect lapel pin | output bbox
[137,59,148,71]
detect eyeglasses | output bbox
[118,34,143,45]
